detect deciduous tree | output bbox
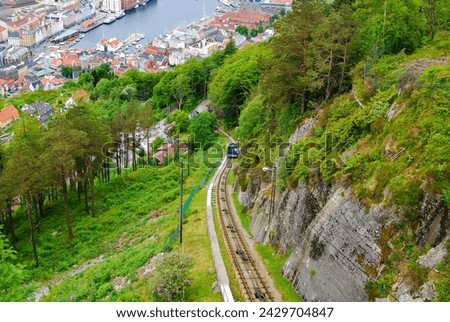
[189,112,217,149]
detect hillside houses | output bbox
[0,104,18,128]
[153,143,188,165]
[64,88,88,110]
[22,101,54,123]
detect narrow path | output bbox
[32,255,104,302]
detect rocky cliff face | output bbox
[236,121,449,302]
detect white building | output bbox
[169,50,191,66]
[96,37,123,52]
[103,0,122,13]
[7,31,20,47]
[35,19,64,44]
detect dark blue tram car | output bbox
[227,143,239,158]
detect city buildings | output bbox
[0,1,291,96]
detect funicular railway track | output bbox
[215,157,274,302]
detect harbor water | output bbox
[75,0,219,49]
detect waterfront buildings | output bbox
[121,0,137,11]
[103,0,122,13]
[0,1,292,97]
[97,37,123,52]
[208,10,271,30]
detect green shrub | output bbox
[389,177,424,220]
[152,251,194,302]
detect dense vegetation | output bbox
[1,0,449,302]
[229,0,450,301]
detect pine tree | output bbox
[42,117,88,241]
[1,118,45,265]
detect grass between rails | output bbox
[228,168,251,233]
[9,145,224,301]
[255,244,302,302]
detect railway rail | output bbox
[214,157,275,302]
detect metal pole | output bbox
[179,158,183,244]
[187,138,190,176]
[269,164,276,221]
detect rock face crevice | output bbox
[416,195,449,247]
[280,188,388,301]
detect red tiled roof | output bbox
[51,58,62,67]
[145,45,168,56]
[153,150,165,164]
[209,10,271,30]
[81,19,95,28]
[29,20,40,29]
[6,18,27,28]
[65,2,82,11]
[0,105,19,125]
[62,56,81,66]
[72,89,89,101]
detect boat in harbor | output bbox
[215,6,228,13]
[116,10,125,19]
[104,16,117,24]
[218,0,234,8]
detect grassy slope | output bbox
[1,88,72,111]
[10,148,223,301]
